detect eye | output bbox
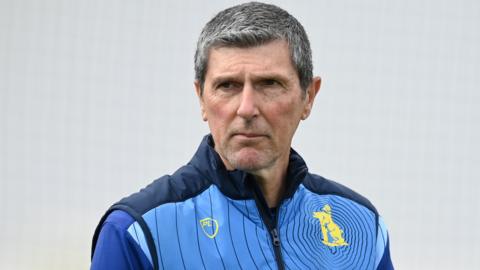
[256,78,287,97]
[260,79,281,87]
[215,81,243,93]
[218,82,234,89]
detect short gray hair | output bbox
[194,2,313,94]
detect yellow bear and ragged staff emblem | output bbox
[313,204,349,247]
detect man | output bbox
[91,2,393,270]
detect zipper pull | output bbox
[270,228,281,247]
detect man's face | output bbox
[195,40,320,172]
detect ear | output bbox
[301,76,321,120]
[194,80,208,121]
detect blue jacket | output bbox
[91,135,394,270]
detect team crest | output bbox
[313,204,349,247]
[199,217,219,238]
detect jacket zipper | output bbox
[267,207,285,270]
[249,178,286,270]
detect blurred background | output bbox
[1,0,479,269]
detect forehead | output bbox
[205,40,297,80]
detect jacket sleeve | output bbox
[91,210,153,270]
[375,216,394,270]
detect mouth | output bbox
[232,132,267,139]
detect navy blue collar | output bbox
[189,134,309,200]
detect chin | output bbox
[229,149,274,172]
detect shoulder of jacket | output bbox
[302,173,378,216]
[92,164,212,267]
[113,164,212,217]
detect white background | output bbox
[1,0,479,269]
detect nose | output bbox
[236,84,259,119]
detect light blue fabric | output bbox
[137,184,383,269]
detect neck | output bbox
[249,155,289,208]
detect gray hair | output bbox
[194,2,313,94]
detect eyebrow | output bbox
[210,72,292,86]
[210,75,240,87]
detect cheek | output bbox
[267,99,304,132]
[205,94,237,117]
[206,102,230,123]
[205,101,235,135]
[272,99,303,119]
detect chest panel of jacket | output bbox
[128,184,377,270]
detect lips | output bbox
[232,132,266,139]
